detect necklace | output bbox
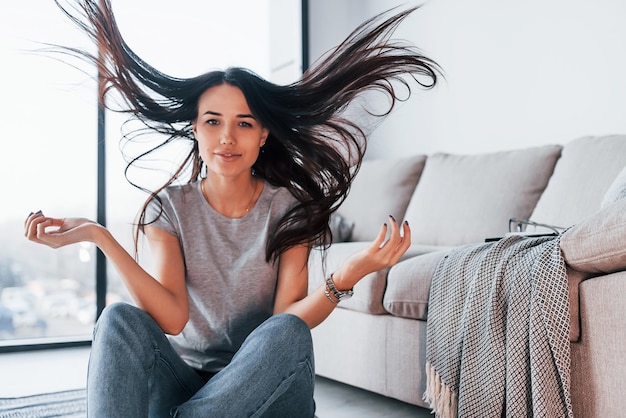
[201,177,259,216]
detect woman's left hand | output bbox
[332,215,411,290]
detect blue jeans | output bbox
[87,302,315,417]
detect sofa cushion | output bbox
[561,198,626,274]
[530,135,626,229]
[403,144,562,247]
[383,249,451,320]
[337,155,427,242]
[601,165,626,209]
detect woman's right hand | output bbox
[24,210,102,249]
[24,211,190,333]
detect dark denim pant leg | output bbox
[87,302,205,418]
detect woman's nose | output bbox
[220,128,235,145]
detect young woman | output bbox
[24,1,440,416]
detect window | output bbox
[0,0,304,350]
[0,1,98,346]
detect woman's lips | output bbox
[215,151,242,162]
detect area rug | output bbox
[0,389,86,418]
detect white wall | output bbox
[309,0,626,157]
[269,0,303,84]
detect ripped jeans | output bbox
[87,302,315,417]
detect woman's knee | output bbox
[93,302,158,344]
[269,314,311,345]
[96,302,139,329]
[253,314,314,368]
[98,301,138,320]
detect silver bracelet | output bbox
[324,273,354,302]
[324,283,339,305]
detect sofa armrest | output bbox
[570,271,626,417]
[561,198,626,275]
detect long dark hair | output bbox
[53,0,441,261]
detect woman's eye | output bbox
[239,121,253,128]
[206,119,218,125]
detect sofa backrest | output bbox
[529,135,626,229]
[337,155,427,242]
[402,144,562,247]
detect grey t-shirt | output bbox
[145,179,298,371]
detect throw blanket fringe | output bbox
[423,235,573,418]
[424,361,458,418]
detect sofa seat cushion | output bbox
[309,243,445,315]
[403,144,562,247]
[530,135,626,228]
[383,249,451,320]
[337,155,427,242]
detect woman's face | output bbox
[193,84,269,180]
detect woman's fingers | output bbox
[371,216,411,264]
[24,210,40,232]
[375,216,399,247]
[383,216,407,246]
[36,218,56,238]
[341,217,412,288]
[401,220,411,250]
[24,211,69,248]
[387,219,410,262]
[386,215,400,243]
[388,220,411,264]
[24,210,46,239]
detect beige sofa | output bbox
[308,135,626,417]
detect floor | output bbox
[0,346,431,417]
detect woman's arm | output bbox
[24,212,189,334]
[275,216,411,328]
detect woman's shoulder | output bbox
[149,181,201,211]
[262,182,298,208]
[158,181,200,198]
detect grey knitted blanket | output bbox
[423,234,573,418]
